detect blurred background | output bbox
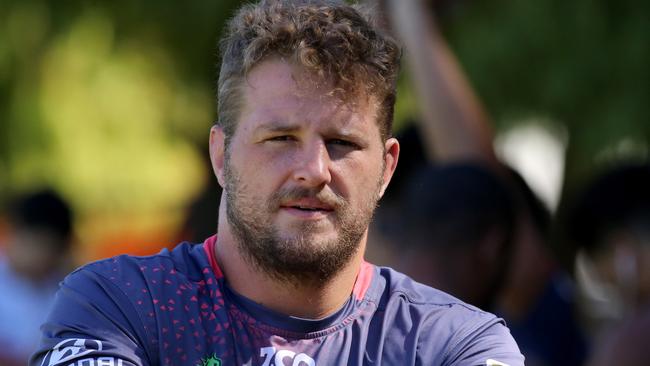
[0,0,242,261]
[1,0,647,262]
[0,0,648,364]
[1,0,648,262]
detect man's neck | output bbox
[213,228,365,319]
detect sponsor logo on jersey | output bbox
[41,338,103,366]
[260,347,316,366]
[40,338,125,366]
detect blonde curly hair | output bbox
[217,0,400,141]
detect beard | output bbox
[223,157,382,287]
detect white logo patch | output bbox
[486,359,510,366]
[260,346,316,366]
[42,338,103,366]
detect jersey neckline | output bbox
[202,234,374,300]
[200,234,378,336]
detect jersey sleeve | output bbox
[416,305,524,366]
[421,310,525,366]
[30,267,155,366]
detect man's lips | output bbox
[279,198,335,214]
[280,199,334,212]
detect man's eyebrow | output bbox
[327,129,362,140]
[255,122,301,133]
[323,123,365,138]
[254,121,368,143]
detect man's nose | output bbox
[292,141,332,186]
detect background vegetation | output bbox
[0,0,647,264]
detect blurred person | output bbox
[377,0,587,364]
[176,148,223,244]
[365,123,427,265]
[497,169,587,366]
[585,306,650,366]
[30,1,524,365]
[390,163,516,311]
[0,189,74,366]
[568,163,650,315]
[566,163,650,364]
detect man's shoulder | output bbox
[369,266,524,365]
[374,265,483,312]
[70,241,210,289]
[371,265,506,340]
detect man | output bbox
[31,1,524,365]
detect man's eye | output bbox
[328,139,359,149]
[268,135,294,142]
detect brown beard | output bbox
[223,155,381,288]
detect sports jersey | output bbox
[31,235,524,366]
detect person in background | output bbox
[0,189,74,366]
[176,148,223,244]
[567,162,650,365]
[376,0,587,364]
[499,168,587,366]
[391,163,516,311]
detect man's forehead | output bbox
[244,57,371,109]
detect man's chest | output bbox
[152,306,419,366]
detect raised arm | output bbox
[381,0,498,166]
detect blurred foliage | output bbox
[0,0,240,258]
[436,0,649,191]
[0,0,647,260]
[431,0,649,268]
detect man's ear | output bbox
[209,125,226,188]
[379,137,400,198]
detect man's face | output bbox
[211,58,398,284]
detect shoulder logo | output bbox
[41,338,103,366]
[486,359,510,366]
[198,354,222,366]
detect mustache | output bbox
[269,186,346,209]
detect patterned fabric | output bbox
[30,235,524,366]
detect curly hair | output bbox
[217,0,400,142]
